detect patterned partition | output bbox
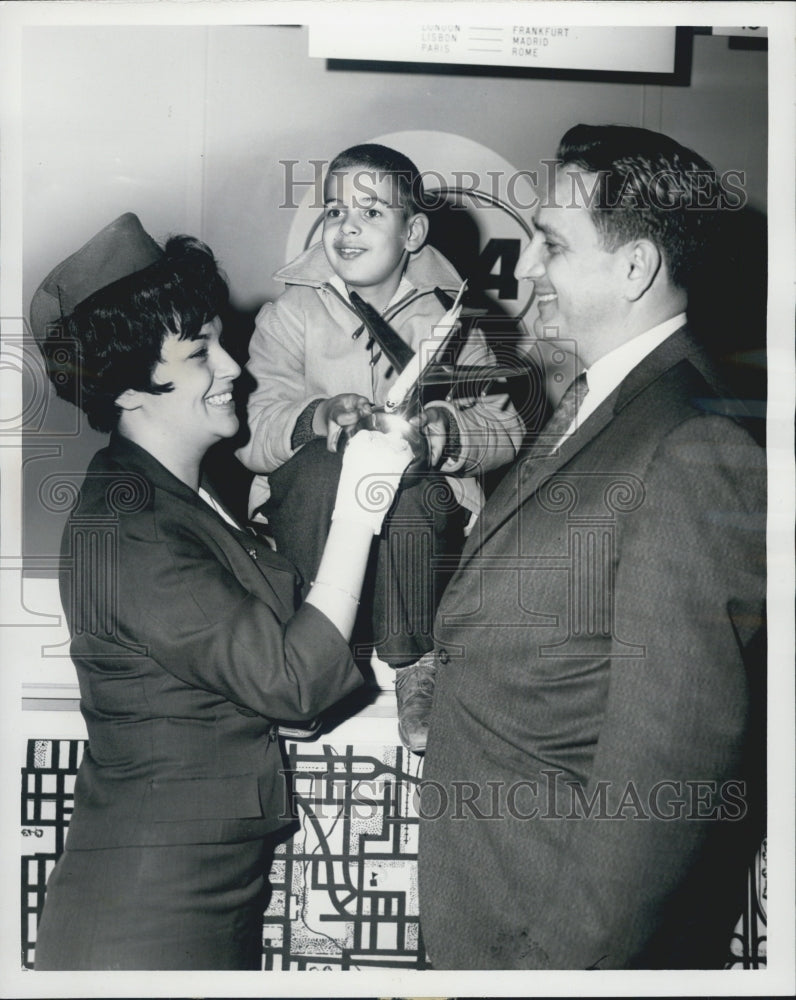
[21,737,427,970]
[20,737,764,970]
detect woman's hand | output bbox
[332,429,413,533]
[307,429,413,639]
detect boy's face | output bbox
[322,166,425,310]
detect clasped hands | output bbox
[313,392,449,467]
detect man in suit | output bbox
[417,124,766,969]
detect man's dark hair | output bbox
[43,236,229,432]
[326,142,427,218]
[557,124,722,290]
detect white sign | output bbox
[712,26,768,37]
[310,23,678,74]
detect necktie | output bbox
[537,371,589,454]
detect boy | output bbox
[237,143,524,750]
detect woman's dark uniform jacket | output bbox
[58,433,362,851]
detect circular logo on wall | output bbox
[284,130,537,322]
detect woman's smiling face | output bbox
[141,315,241,456]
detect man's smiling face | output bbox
[516,166,627,365]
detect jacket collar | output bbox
[467,323,708,560]
[540,324,702,476]
[99,434,301,594]
[273,240,463,296]
[103,432,213,512]
[613,322,711,414]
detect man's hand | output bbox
[313,393,373,451]
[412,404,449,467]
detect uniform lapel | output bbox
[106,433,298,587]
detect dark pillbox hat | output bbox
[29,212,163,344]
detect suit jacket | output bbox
[59,433,362,849]
[418,326,766,969]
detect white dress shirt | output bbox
[558,312,687,444]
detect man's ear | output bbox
[623,239,662,301]
[115,388,145,412]
[404,212,429,253]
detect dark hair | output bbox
[43,236,228,432]
[557,124,721,290]
[326,143,427,218]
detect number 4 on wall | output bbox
[477,238,520,301]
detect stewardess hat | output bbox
[30,212,162,344]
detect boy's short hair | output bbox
[42,236,228,432]
[326,143,427,218]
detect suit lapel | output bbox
[613,324,705,412]
[461,325,698,566]
[463,395,615,566]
